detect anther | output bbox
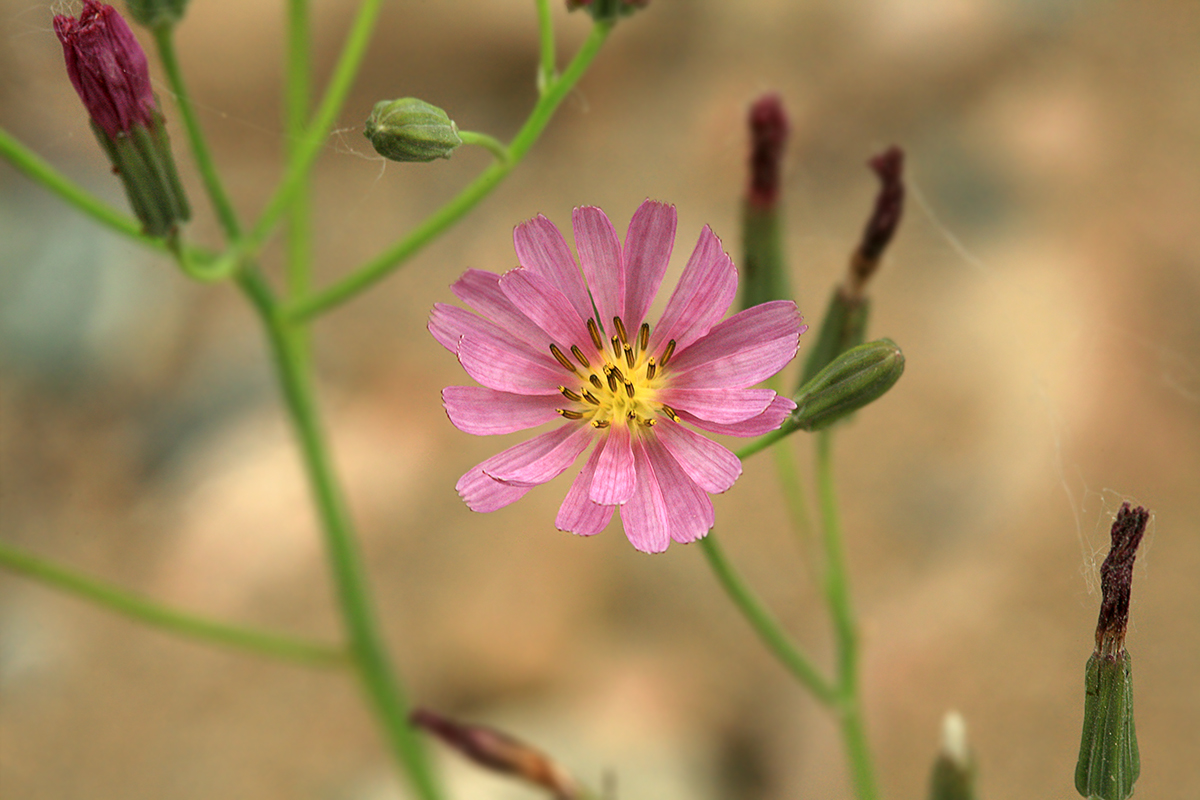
[549,343,577,373]
[559,386,582,402]
[589,374,604,390]
[570,344,591,369]
[638,323,650,353]
[624,344,636,369]
[591,419,611,429]
[557,409,584,420]
[582,390,601,405]
[587,318,604,351]
[646,358,657,380]
[606,371,620,393]
[661,404,679,421]
[611,334,622,359]
[660,339,677,367]
[609,365,625,382]
[613,316,629,345]
[624,380,635,398]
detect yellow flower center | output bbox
[551,317,678,430]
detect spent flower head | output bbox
[430,200,805,553]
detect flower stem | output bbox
[815,430,879,800]
[0,540,346,667]
[457,130,511,163]
[284,0,313,302]
[533,0,557,92]
[285,19,614,322]
[152,27,242,241]
[697,534,837,706]
[0,126,162,249]
[236,268,442,800]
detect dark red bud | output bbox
[747,93,790,208]
[1095,503,1149,656]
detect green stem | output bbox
[152,27,242,241]
[457,130,511,163]
[533,0,557,92]
[815,430,879,800]
[216,0,385,276]
[284,0,313,301]
[771,438,821,586]
[0,127,163,250]
[286,19,614,322]
[0,540,345,667]
[236,269,442,800]
[697,534,837,706]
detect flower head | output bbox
[54,0,158,140]
[430,201,805,553]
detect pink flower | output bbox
[430,201,805,553]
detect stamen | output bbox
[587,318,604,351]
[560,386,582,402]
[558,409,584,420]
[549,343,577,373]
[582,390,601,405]
[613,316,628,345]
[660,339,677,367]
[611,335,622,359]
[644,418,656,427]
[626,410,637,421]
[624,380,635,398]
[589,374,604,390]
[570,344,591,368]
[591,419,611,429]
[609,365,625,382]
[606,371,620,393]
[661,404,679,421]
[624,344,635,369]
[638,323,650,353]
[646,358,657,380]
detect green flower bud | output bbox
[364,98,462,163]
[790,338,904,431]
[1076,652,1140,800]
[125,0,189,28]
[928,711,977,800]
[796,286,869,391]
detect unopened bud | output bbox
[1075,504,1148,800]
[412,708,582,800]
[566,0,649,21]
[739,93,792,311]
[789,338,904,431]
[54,0,190,237]
[928,711,977,800]
[125,0,189,28]
[365,98,462,163]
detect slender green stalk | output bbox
[0,541,345,667]
[0,127,162,249]
[815,430,879,800]
[212,0,385,279]
[286,20,614,322]
[697,534,836,705]
[533,0,557,92]
[771,439,821,586]
[284,0,313,301]
[457,130,511,163]
[236,268,442,800]
[152,27,242,241]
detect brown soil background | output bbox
[1,1,1198,798]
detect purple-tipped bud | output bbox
[1095,503,1149,657]
[747,93,789,208]
[412,708,582,800]
[859,146,905,262]
[54,0,157,141]
[54,0,189,237]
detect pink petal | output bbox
[499,268,591,352]
[456,468,533,513]
[451,269,551,351]
[655,387,775,423]
[556,445,616,537]
[622,201,676,332]
[647,226,737,357]
[442,386,564,435]
[429,303,549,363]
[457,334,564,395]
[676,395,796,437]
[669,301,804,389]
[643,436,715,544]
[482,423,593,486]
[653,417,742,494]
[619,438,671,553]
[573,206,624,334]
[513,214,594,323]
[589,423,636,504]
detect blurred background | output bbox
[1,0,1197,798]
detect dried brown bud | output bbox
[1095,503,1149,656]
